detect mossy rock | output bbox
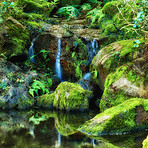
[104,24,117,35]
[143,136,148,148]
[1,17,30,60]
[37,93,54,109]
[17,0,54,15]
[102,1,119,17]
[53,82,93,111]
[78,98,148,136]
[90,38,148,90]
[17,97,34,110]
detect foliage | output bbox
[29,113,46,125]
[113,0,148,38]
[17,0,58,15]
[142,136,148,148]
[0,0,15,22]
[40,49,50,60]
[102,1,119,17]
[0,53,7,60]
[29,78,52,97]
[80,3,92,11]
[57,6,80,20]
[0,81,8,90]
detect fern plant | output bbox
[57,6,80,20]
[29,78,52,97]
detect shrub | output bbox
[57,6,80,20]
[102,1,119,17]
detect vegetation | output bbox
[0,0,147,146]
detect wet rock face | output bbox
[0,58,37,109]
[90,38,148,111]
[34,32,88,81]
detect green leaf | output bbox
[29,89,34,97]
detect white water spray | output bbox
[28,38,36,63]
[83,72,91,80]
[55,38,62,80]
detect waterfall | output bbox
[55,130,61,147]
[91,38,99,55]
[28,38,36,63]
[86,38,99,66]
[55,38,62,81]
[83,38,99,79]
[83,72,91,80]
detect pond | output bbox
[0,110,147,148]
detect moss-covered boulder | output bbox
[90,38,148,110]
[102,1,119,17]
[143,136,148,148]
[0,58,35,109]
[78,98,148,136]
[0,17,30,61]
[53,82,93,111]
[91,38,147,90]
[37,93,54,109]
[16,0,55,15]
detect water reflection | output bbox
[0,110,147,148]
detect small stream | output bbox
[0,110,146,148]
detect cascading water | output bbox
[91,38,99,55]
[55,38,62,81]
[83,72,91,80]
[83,39,99,80]
[28,38,36,63]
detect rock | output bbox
[37,93,55,109]
[102,1,119,17]
[90,38,148,111]
[37,81,93,111]
[34,32,88,81]
[78,98,148,136]
[0,58,38,109]
[0,17,30,61]
[143,136,148,148]
[53,82,93,111]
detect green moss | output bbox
[17,97,34,109]
[3,17,30,58]
[100,61,146,111]
[143,136,148,148]
[26,21,41,28]
[102,38,147,73]
[143,99,148,111]
[78,98,147,136]
[16,0,55,16]
[55,112,88,136]
[104,24,117,35]
[53,82,92,111]
[102,1,119,17]
[37,93,54,109]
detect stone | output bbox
[78,98,148,136]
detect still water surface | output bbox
[0,110,147,148]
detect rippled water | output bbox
[0,110,147,148]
